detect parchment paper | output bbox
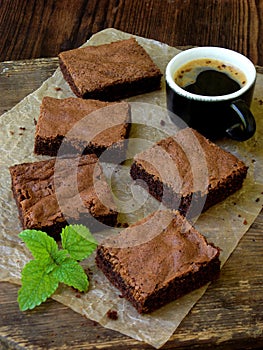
[0,28,262,349]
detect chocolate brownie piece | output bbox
[130,128,248,217]
[34,97,131,161]
[58,38,162,101]
[96,210,220,314]
[9,154,117,237]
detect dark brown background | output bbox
[1,0,263,65]
[0,1,263,349]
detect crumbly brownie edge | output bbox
[140,253,220,313]
[80,75,162,101]
[130,161,248,217]
[35,117,131,162]
[34,133,124,160]
[35,213,118,236]
[130,161,193,215]
[96,245,220,314]
[10,176,118,237]
[34,134,65,156]
[203,167,248,210]
[98,123,131,163]
[10,174,30,230]
[9,170,66,239]
[77,212,118,232]
[95,247,146,312]
[59,57,83,98]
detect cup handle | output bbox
[226,99,256,141]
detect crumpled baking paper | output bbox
[0,28,262,348]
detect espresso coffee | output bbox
[174,58,247,96]
[166,47,256,141]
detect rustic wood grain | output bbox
[0,213,262,350]
[1,0,263,347]
[0,58,262,349]
[0,58,58,115]
[0,0,263,65]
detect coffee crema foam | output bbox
[174,58,247,94]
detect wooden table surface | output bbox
[0,1,262,349]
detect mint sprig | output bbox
[18,225,98,311]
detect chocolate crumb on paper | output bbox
[107,309,118,320]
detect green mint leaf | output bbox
[53,257,88,292]
[61,224,97,261]
[18,260,58,311]
[19,230,58,261]
[53,249,68,265]
[18,224,96,311]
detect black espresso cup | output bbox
[165,47,256,141]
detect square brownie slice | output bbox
[96,210,220,314]
[34,97,131,162]
[58,38,162,101]
[130,128,248,217]
[9,154,117,237]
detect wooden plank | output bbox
[0,58,58,116]
[0,58,262,349]
[0,0,262,66]
[1,215,262,350]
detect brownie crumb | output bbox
[85,267,93,276]
[54,87,62,91]
[19,127,26,130]
[106,309,118,320]
[160,119,165,126]
[117,222,129,228]
[255,198,260,202]
[243,219,248,225]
